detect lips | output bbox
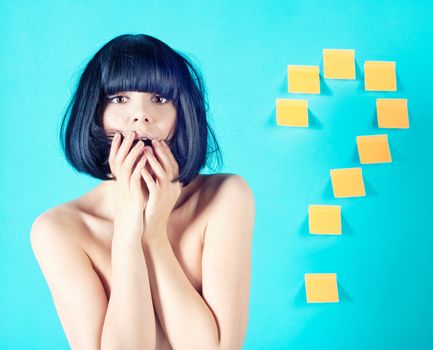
[134,133,155,146]
[105,131,158,147]
[142,138,153,146]
[136,133,154,140]
[129,137,153,147]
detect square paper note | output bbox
[357,134,392,164]
[276,99,308,127]
[364,61,397,91]
[330,167,366,198]
[376,98,409,128]
[323,49,355,79]
[308,205,342,234]
[288,65,320,94]
[305,273,339,303]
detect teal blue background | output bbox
[1,0,432,349]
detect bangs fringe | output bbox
[100,40,179,101]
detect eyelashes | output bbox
[104,93,169,104]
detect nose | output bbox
[129,93,153,124]
[133,115,151,123]
[131,106,152,124]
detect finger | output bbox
[151,139,174,178]
[116,131,137,165]
[144,147,168,184]
[121,140,145,179]
[160,140,179,175]
[130,153,148,191]
[141,167,157,192]
[108,132,122,172]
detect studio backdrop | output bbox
[1,0,432,349]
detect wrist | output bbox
[113,230,142,246]
[141,231,168,246]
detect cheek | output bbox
[162,108,177,137]
[102,109,128,128]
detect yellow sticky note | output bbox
[305,273,339,303]
[308,205,342,234]
[323,49,355,79]
[330,167,366,198]
[364,61,397,91]
[376,98,409,128]
[276,99,308,127]
[288,65,320,94]
[357,134,392,164]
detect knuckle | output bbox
[112,157,120,166]
[119,168,128,178]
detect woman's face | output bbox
[101,90,177,179]
[101,90,177,143]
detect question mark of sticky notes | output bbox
[278,49,409,304]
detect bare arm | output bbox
[31,133,158,349]
[31,212,156,350]
[31,213,108,350]
[141,174,255,350]
[101,233,156,350]
[142,233,219,349]
[102,132,159,349]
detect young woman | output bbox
[30,33,255,350]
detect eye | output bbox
[151,94,168,104]
[108,95,128,104]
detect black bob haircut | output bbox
[60,33,222,187]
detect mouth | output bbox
[106,133,155,147]
[140,137,153,147]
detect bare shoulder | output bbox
[203,173,255,206]
[30,205,108,349]
[201,173,255,226]
[30,204,88,249]
[29,203,94,274]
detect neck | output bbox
[83,175,202,222]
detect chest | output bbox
[82,207,208,350]
[84,205,207,300]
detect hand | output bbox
[140,139,182,238]
[108,131,149,241]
